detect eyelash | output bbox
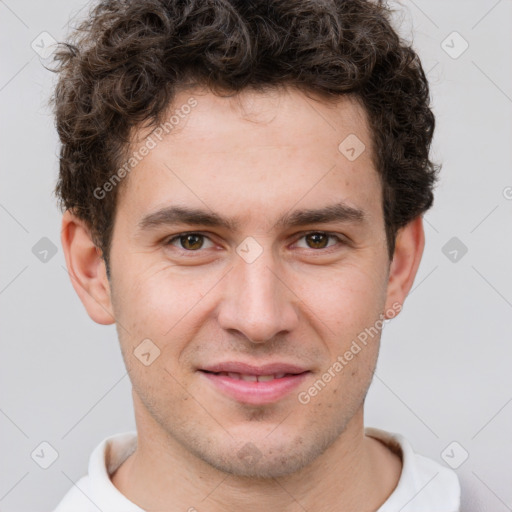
[164,231,346,254]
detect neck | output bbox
[112,401,401,511]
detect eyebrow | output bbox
[137,202,366,233]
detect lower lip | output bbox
[199,371,309,405]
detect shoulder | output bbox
[51,431,139,512]
[366,427,461,512]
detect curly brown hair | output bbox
[52,0,438,272]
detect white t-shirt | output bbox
[53,428,460,511]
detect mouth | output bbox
[198,362,310,405]
[203,371,297,382]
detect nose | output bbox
[217,245,300,344]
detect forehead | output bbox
[116,86,382,231]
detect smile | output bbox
[198,364,310,405]
[210,371,290,382]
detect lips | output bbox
[212,372,289,382]
[200,361,308,376]
[198,361,310,404]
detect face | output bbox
[105,87,397,478]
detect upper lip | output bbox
[199,361,309,376]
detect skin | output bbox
[61,86,425,511]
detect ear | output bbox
[60,210,115,325]
[384,215,425,317]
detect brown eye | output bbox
[180,234,204,250]
[166,233,214,251]
[294,232,342,251]
[305,232,329,249]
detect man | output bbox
[52,0,460,510]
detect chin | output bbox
[186,429,338,479]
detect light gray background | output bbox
[1,1,511,510]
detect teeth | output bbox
[241,374,258,382]
[218,372,289,382]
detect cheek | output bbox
[300,261,388,338]
[110,263,228,359]
[113,264,197,324]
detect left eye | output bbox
[294,232,341,250]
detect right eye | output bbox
[165,232,216,252]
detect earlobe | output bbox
[60,210,115,325]
[384,216,425,317]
